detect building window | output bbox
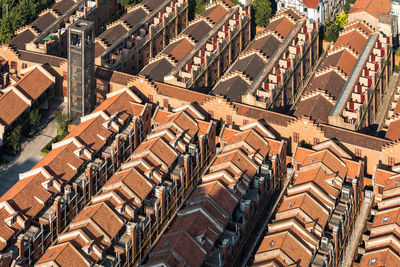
[226,115,232,125]
[382,216,390,223]
[10,61,17,70]
[269,240,276,248]
[378,186,384,195]
[22,63,27,69]
[355,148,362,158]
[388,157,395,167]
[289,202,295,208]
[369,258,377,265]
[395,180,400,186]
[293,132,299,143]
[281,3,285,8]
[313,138,319,145]
[304,7,308,12]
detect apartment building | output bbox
[0,64,55,145]
[141,121,286,266]
[2,0,118,58]
[294,20,393,131]
[348,0,398,40]
[95,0,189,74]
[139,2,251,92]
[36,104,216,266]
[356,165,400,265]
[253,143,363,266]
[212,7,319,110]
[0,88,152,265]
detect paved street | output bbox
[0,119,58,196]
[341,194,373,267]
[0,98,64,197]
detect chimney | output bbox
[87,166,94,199]
[158,186,166,223]
[222,238,230,264]
[199,135,205,166]
[116,136,121,169]
[332,227,339,261]
[17,236,25,260]
[129,222,138,264]
[54,196,62,234]
[183,154,190,189]
[259,177,266,200]
[132,118,139,149]
[245,201,251,224]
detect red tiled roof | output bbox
[16,66,53,100]
[303,0,319,9]
[386,119,400,141]
[349,0,391,19]
[0,90,29,126]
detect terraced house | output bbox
[1,0,118,59]
[139,1,251,92]
[212,7,319,110]
[0,88,152,265]
[294,20,393,130]
[36,104,216,266]
[253,142,363,266]
[0,64,55,145]
[141,121,286,266]
[357,165,400,265]
[95,0,189,74]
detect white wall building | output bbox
[391,0,400,33]
[277,0,344,23]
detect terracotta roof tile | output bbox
[267,16,295,39]
[334,30,368,55]
[16,67,54,100]
[0,90,29,126]
[163,38,195,62]
[36,242,91,266]
[349,0,391,19]
[201,4,228,24]
[386,119,400,141]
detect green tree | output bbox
[188,0,205,20]
[6,124,22,151]
[55,110,69,135]
[28,108,41,130]
[117,0,138,7]
[253,0,272,27]
[0,0,54,44]
[324,21,339,42]
[335,12,347,30]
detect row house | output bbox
[128,74,398,176]
[348,0,398,41]
[240,8,319,110]
[0,64,55,146]
[0,88,152,266]
[2,0,118,59]
[253,141,363,266]
[358,165,400,265]
[295,20,393,131]
[141,121,286,266]
[140,2,251,93]
[95,0,189,74]
[36,104,216,266]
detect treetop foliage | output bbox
[0,0,55,44]
[253,0,272,28]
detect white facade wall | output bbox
[277,0,325,23]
